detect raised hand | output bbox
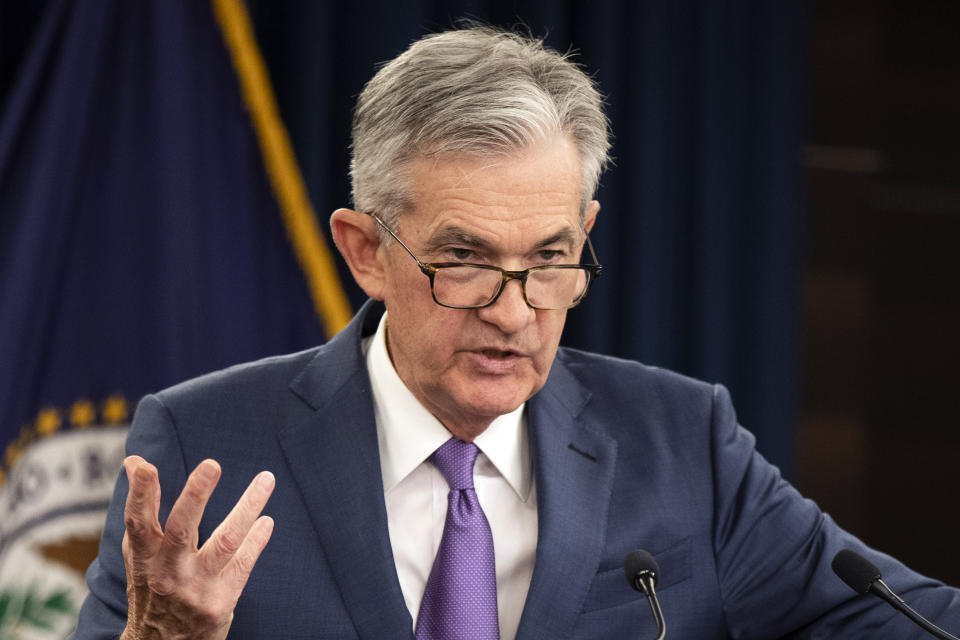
[119,456,275,640]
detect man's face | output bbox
[378,136,598,439]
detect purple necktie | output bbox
[415,438,500,640]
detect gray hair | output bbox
[349,26,611,230]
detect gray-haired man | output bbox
[77,27,960,639]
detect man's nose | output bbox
[476,278,536,333]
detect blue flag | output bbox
[0,0,350,635]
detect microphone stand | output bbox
[632,572,666,640]
[625,549,666,640]
[869,579,960,640]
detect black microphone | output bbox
[624,549,666,640]
[832,549,960,640]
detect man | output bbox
[77,27,960,639]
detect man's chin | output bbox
[456,379,539,417]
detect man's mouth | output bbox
[479,348,517,359]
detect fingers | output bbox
[161,459,222,553]
[222,515,275,593]
[200,471,275,572]
[123,457,276,611]
[119,457,276,639]
[123,456,164,560]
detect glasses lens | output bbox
[526,267,589,309]
[433,266,502,307]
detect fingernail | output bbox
[257,471,275,493]
[197,460,219,481]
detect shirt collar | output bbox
[365,312,532,501]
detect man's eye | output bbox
[537,249,563,262]
[449,247,475,261]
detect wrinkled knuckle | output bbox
[163,521,192,547]
[147,573,177,596]
[242,491,263,512]
[214,528,242,556]
[124,513,147,538]
[182,484,208,504]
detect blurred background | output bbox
[800,0,960,595]
[0,0,957,636]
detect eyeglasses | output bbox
[368,212,602,310]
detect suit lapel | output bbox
[278,302,414,639]
[516,355,618,639]
[276,302,617,638]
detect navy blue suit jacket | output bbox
[77,301,960,638]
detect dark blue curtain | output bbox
[246,1,805,475]
[0,0,328,434]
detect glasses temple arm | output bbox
[367,212,431,270]
[584,233,601,268]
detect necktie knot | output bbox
[431,437,478,491]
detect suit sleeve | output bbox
[709,384,960,639]
[74,394,189,639]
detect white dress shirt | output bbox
[363,313,538,640]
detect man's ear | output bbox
[329,208,386,300]
[584,200,600,234]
